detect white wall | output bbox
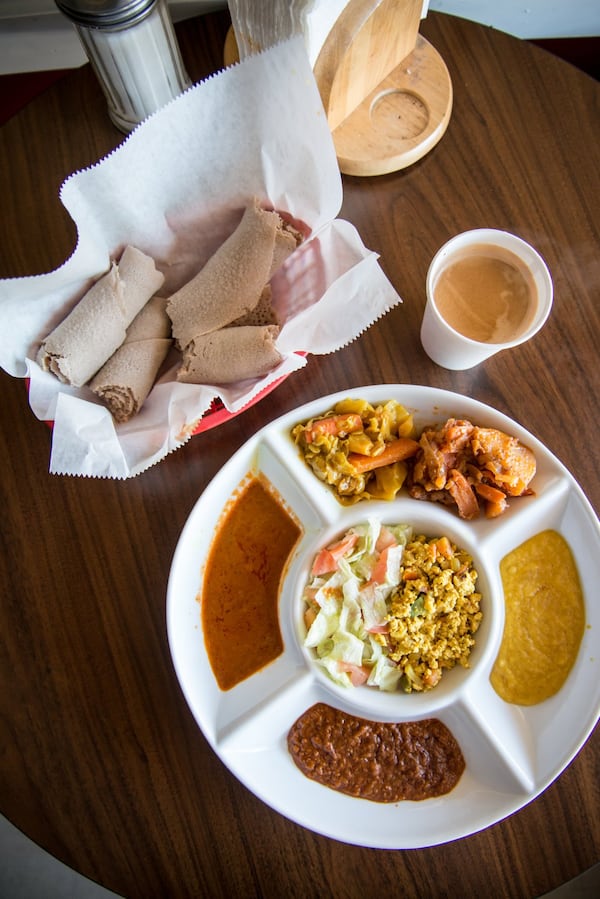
[0,0,598,75]
[429,0,600,39]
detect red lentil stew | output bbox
[201,475,301,690]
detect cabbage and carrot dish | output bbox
[291,398,419,503]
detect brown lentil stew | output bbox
[288,703,465,802]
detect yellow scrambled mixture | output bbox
[388,535,482,692]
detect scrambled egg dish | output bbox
[388,535,482,691]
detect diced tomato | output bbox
[311,550,336,576]
[366,623,389,634]
[311,533,359,575]
[368,544,396,585]
[375,525,397,552]
[337,661,370,686]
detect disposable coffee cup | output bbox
[420,229,553,370]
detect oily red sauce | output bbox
[202,475,301,691]
[288,703,465,802]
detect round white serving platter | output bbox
[167,385,600,849]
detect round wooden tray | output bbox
[331,34,453,176]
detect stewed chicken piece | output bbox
[408,418,536,519]
[470,427,537,497]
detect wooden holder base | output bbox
[331,34,452,176]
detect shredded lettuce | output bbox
[303,518,412,691]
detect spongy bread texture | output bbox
[167,199,302,350]
[89,296,172,422]
[37,246,165,387]
[177,325,282,385]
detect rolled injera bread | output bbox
[37,246,165,387]
[270,220,303,275]
[176,325,282,385]
[166,199,301,349]
[231,285,277,328]
[89,296,172,423]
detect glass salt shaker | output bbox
[54,0,191,133]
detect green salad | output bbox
[303,519,412,691]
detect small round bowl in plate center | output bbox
[289,498,503,722]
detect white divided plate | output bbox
[166,385,600,849]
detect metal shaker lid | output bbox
[54,0,158,29]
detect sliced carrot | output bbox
[474,481,507,504]
[304,413,363,443]
[403,568,420,581]
[484,498,508,518]
[433,536,453,559]
[347,437,419,473]
[474,481,509,518]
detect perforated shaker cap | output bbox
[54,0,158,28]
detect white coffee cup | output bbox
[420,229,553,370]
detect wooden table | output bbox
[1,9,599,898]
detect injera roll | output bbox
[231,285,277,327]
[90,296,172,423]
[166,199,301,349]
[37,246,165,387]
[271,220,303,275]
[176,325,282,384]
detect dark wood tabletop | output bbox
[1,9,599,899]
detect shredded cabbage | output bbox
[303,518,412,691]
[291,399,416,504]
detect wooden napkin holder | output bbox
[313,0,452,176]
[224,0,452,176]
